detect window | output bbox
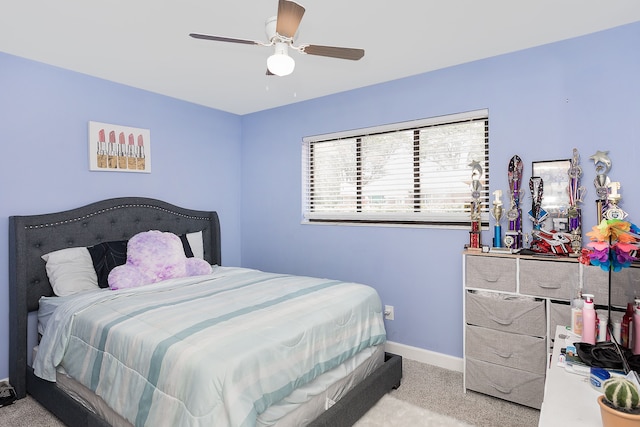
[302,109,489,226]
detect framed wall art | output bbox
[532,159,570,231]
[89,121,151,173]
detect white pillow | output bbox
[186,231,204,259]
[41,247,100,296]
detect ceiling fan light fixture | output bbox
[267,42,295,76]
[190,0,365,76]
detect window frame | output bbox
[302,109,490,228]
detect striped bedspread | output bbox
[33,267,386,427]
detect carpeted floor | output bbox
[354,395,474,427]
[0,359,540,426]
[0,394,65,427]
[389,359,540,426]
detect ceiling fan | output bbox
[189,0,365,77]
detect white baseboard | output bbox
[384,341,463,373]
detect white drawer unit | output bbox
[462,252,640,409]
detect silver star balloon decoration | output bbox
[590,150,611,175]
[469,160,482,180]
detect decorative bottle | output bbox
[633,299,640,355]
[613,319,622,344]
[571,297,583,336]
[582,294,596,345]
[622,303,634,348]
[597,312,608,342]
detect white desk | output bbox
[538,326,602,426]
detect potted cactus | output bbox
[597,377,640,427]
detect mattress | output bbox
[43,344,384,427]
[34,267,386,426]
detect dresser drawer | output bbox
[585,264,640,308]
[466,291,546,336]
[465,255,516,292]
[465,325,546,374]
[465,358,544,409]
[519,259,575,299]
[550,301,571,342]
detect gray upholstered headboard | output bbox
[8,197,221,398]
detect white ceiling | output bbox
[2,1,640,115]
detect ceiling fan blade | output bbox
[301,45,365,60]
[189,33,260,46]
[276,0,306,38]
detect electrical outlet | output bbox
[384,305,394,320]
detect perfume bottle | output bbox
[571,277,582,336]
[571,296,583,336]
[582,294,596,345]
[597,311,609,342]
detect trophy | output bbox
[506,155,523,249]
[567,148,586,255]
[468,160,483,249]
[604,182,627,220]
[491,190,504,248]
[590,150,611,224]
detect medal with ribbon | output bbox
[528,176,547,229]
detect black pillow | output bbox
[179,234,195,258]
[87,240,128,288]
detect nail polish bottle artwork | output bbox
[97,129,108,168]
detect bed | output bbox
[8,197,402,426]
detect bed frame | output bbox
[9,197,402,426]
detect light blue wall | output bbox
[0,53,244,379]
[240,22,640,356]
[1,21,639,381]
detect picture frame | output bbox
[89,121,151,173]
[532,159,570,232]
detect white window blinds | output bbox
[302,110,489,226]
